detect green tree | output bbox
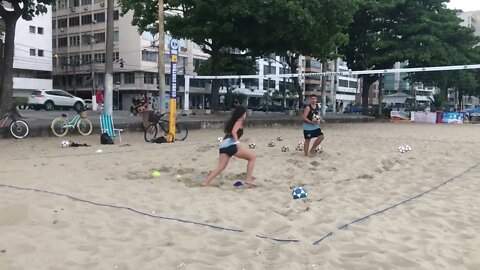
[119,0,357,109]
[342,0,480,114]
[246,0,357,106]
[0,0,53,112]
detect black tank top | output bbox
[225,128,243,140]
[306,104,319,121]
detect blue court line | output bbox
[312,161,480,245]
[0,184,300,244]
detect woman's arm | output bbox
[231,120,242,143]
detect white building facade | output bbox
[12,10,53,96]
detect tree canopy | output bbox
[341,0,480,112]
[119,0,358,109]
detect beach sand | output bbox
[0,122,479,269]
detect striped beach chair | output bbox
[100,114,123,142]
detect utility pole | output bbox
[266,57,272,114]
[90,35,95,98]
[321,61,327,116]
[158,0,167,114]
[104,0,114,115]
[378,74,383,116]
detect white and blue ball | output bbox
[249,142,256,149]
[292,186,308,199]
[312,114,321,122]
[61,140,71,148]
[217,137,223,142]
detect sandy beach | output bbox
[0,122,479,269]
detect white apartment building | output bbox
[303,57,358,112]
[51,1,209,110]
[12,10,53,96]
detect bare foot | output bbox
[245,181,257,188]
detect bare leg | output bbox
[234,148,256,187]
[202,154,230,186]
[304,139,311,157]
[309,135,324,154]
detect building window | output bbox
[37,27,44,34]
[52,20,56,29]
[142,50,158,62]
[94,53,106,63]
[81,14,92,25]
[93,12,105,23]
[113,52,120,61]
[69,16,80,27]
[52,39,56,48]
[71,0,80,7]
[81,0,91,5]
[144,72,155,84]
[93,32,105,43]
[124,72,135,84]
[81,33,93,45]
[69,36,80,46]
[339,80,349,87]
[58,37,68,47]
[38,50,44,57]
[113,31,119,42]
[81,54,92,64]
[113,73,121,84]
[30,49,36,56]
[114,10,119,20]
[57,18,67,28]
[29,26,36,33]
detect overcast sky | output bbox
[447,0,480,12]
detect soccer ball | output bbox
[61,140,71,148]
[398,146,406,153]
[281,146,289,152]
[292,186,308,199]
[276,136,283,141]
[217,137,223,142]
[405,145,412,152]
[312,114,321,122]
[249,142,256,149]
[315,147,323,153]
[268,141,276,147]
[295,142,304,151]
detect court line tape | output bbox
[312,161,480,245]
[0,184,300,243]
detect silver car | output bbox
[28,89,85,111]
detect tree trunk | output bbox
[209,50,221,111]
[0,16,19,113]
[360,75,377,116]
[0,36,4,101]
[285,55,302,110]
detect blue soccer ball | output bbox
[292,186,308,199]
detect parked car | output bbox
[28,89,85,111]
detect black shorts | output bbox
[219,145,238,157]
[303,128,323,140]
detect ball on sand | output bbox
[152,170,161,177]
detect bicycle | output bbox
[0,107,30,139]
[144,112,188,142]
[51,110,93,137]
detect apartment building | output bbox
[51,1,209,110]
[303,57,359,112]
[12,10,53,97]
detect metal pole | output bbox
[104,0,114,115]
[90,37,95,97]
[378,74,383,116]
[158,0,167,114]
[267,58,271,114]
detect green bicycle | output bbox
[51,111,93,137]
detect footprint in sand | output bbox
[357,173,374,180]
[196,145,215,152]
[287,159,304,169]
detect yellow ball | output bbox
[152,171,161,177]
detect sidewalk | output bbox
[1,109,375,138]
